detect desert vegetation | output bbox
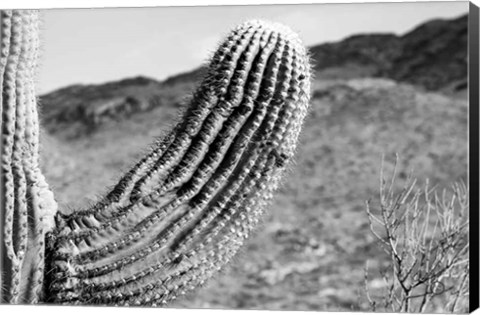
[364,157,469,313]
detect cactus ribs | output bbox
[0,10,311,305]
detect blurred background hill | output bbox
[38,13,468,311]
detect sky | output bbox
[37,2,469,94]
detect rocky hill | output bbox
[39,14,467,139]
[309,14,467,90]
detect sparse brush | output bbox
[364,156,469,313]
[0,10,311,305]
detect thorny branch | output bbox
[364,156,469,313]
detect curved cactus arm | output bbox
[47,20,311,306]
[0,10,58,304]
[0,9,311,306]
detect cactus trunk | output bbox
[0,10,58,304]
[1,10,311,306]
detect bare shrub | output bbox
[364,156,469,313]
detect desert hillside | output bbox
[38,14,468,311]
[40,14,467,139]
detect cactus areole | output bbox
[0,10,311,305]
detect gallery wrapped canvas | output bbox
[0,1,477,313]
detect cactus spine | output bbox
[1,10,311,306]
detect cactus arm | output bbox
[0,10,311,306]
[47,20,311,306]
[0,10,58,304]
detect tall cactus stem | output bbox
[0,10,58,304]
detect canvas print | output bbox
[0,1,474,313]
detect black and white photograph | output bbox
[0,1,477,313]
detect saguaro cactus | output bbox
[0,9,311,306]
[0,10,58,304]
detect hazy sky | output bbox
[37,2,468,94]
